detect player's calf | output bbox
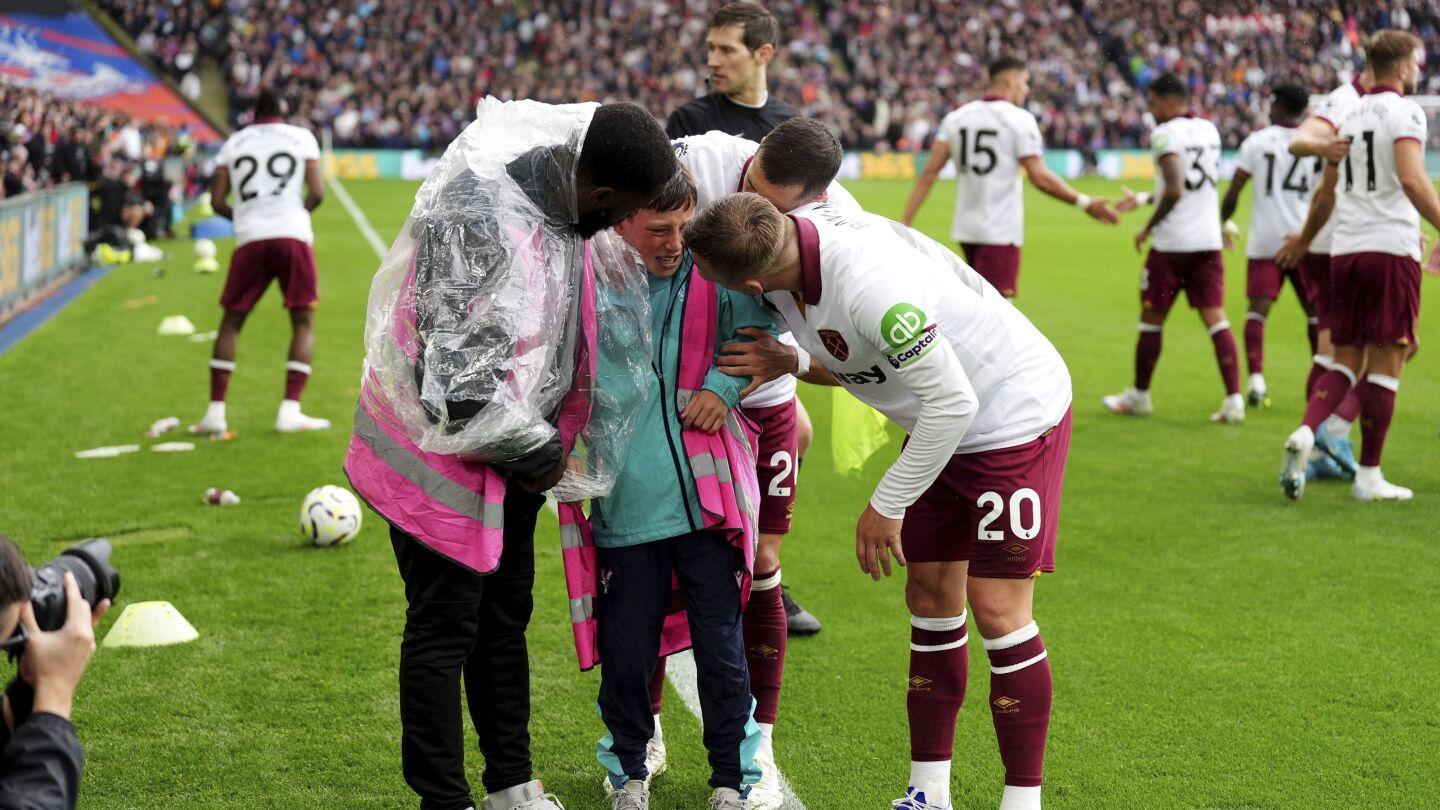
[983,621,1051,810]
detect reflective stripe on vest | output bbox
[352,404,504,529]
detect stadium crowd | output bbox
[0,82,192,237]
[93,0,1440,152]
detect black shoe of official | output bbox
[781,583,821,636]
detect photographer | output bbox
[0,537,109,810]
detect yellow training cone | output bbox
[101,601,199,648]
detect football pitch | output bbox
[2,177,1438,808]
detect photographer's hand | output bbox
[17,573,108,720]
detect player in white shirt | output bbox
[901,56,1118,298]
[190,90,329,435]
[1106,73,1245,423]
[1279,31,1440,502]
[685,193,1072,810]
[1219,84,1323,406]
[1275,66,1377,477]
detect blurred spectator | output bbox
[0,81,181,245]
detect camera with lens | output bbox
[2,540,120,657]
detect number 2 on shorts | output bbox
[976,488,1041,541]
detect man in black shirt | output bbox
[665,2,800,141]
[666,2,825,638]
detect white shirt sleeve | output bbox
[675,131,758,206]
[215,135,235,169]
[936,111,961,153]
[1392,100,1428,145]
[1013,109,1044,160]
[299,129,322,162]
[1234,134,1258,175]
[1151,123,1180,159]
[847,273,977,518]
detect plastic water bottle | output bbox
[204,488,241,506]
[146,417,180,438]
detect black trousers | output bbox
[390,487,546,810]
[596,531,754,791]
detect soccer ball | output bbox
[299,485,362,547]
[194,238,217,259]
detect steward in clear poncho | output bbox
[342,98,677,810]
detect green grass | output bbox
[1,177,1439,808]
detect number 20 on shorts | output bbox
[976,488,1041,541]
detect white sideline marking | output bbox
[667,650,808,809]
[334,174,807,807]
[326,175,388,259]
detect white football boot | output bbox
[707,787,748,810]
[1247,373,1269,407]
[892,786,952,809]
[746,750,783,810]
[1101,388,1152,416]
[608,780,648,810]
[1280,426,1315,500]
[275,399,331,432]
[481,780,566,810]
[188,401,227,435]
[1352,467,1414,501]
[1210,393,1246,424]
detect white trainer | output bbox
[608,780,648,810]
[275,399,331,433]
[598,731,667,798]
[481,780,566,810]
[708,787,747,810]
[1352,467,1414,501]
[1101,387,1152,415]
[1280,425,1315,500]
[188,401,227,435]
[1247,373,1269,407]
[1210,393,1246,424]
[645,732,667,783]
[746,750,783,810]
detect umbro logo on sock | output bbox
[993,695,1021,713]
[908,676,933,691]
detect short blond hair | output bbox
[683,192,788,282]
[1366,29,1423,79]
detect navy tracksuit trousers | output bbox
[595,530,760,791]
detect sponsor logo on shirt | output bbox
[832,365,887,385]
[881,302,938,369]
[819,329,850,361]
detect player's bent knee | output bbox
[904,565,966,618]
[966,578,1035,638]
[755,533,783,574]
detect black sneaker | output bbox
[781,583,821,635]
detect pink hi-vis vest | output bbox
[559,264,761,671]
[344,242,598,576]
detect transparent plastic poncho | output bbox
[358,97,651,499]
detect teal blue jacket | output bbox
[590,253,776,548]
